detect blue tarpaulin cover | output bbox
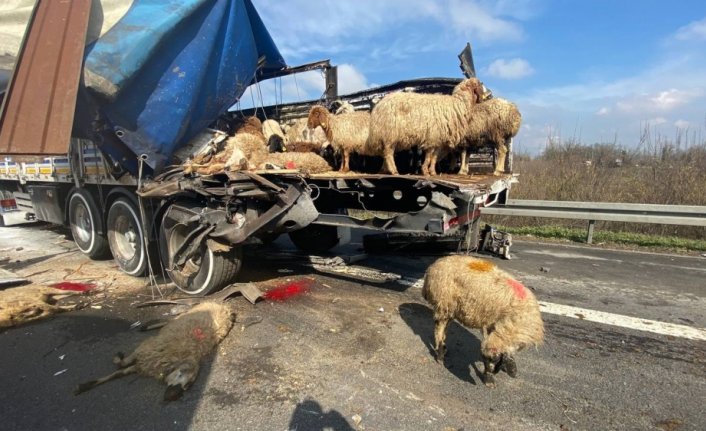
[83,0,286,172]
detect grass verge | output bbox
[497,225,706,253]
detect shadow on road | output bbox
[399,302,482,384]
[288,399,354,431]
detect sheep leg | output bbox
[421,150,432,176]
[494,139,508,175]
[113,351,137,368]
[74,365,137,395]
[481,356,497,388]
[383,147,399,175]
[499,354,518,378]
[433,317,450,363]
[340,150,350,173]
[459,148,468,175]
[429,149,440,176]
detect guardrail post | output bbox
[586,220,595,244]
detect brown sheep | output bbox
[368,78,486,176]
[307,106,372,172]
[75,301,235,401]
[422,255,544,387]
[0,285,81,329]
[460,97,521,176]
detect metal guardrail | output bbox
[480,199,706,243]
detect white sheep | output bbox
[74,301,235,401]
[422,255,544,387]
[459,97,521,175]
[368,78,486,176]
[307,106,372,172]
[1,285,81,329]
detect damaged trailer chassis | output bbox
[146,172,492,294]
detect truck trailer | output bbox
[0,0,515,295]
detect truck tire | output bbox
[68,190,110,259]
[107,197,147,276]
[288,224,340,253]
[159,216,242,296]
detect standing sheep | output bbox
[1,285,81,329]
[307,106,372,172]
[460,97,521,176]
[74,301,235,401]
[368,78,486,176]
[422,255,544,387]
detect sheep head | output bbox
[452,78,488,108]
[164,361,199,401]
[244,116,262,130]
[307,106,334,142]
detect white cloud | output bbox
[254,0,531,59]
[485,58,534,79]
[596,107,610,116]
[650,88,691,110]
[337,64,372,94]
[674,119,690,129]
[673,17,706,41]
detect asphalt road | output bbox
[0,223,704,431]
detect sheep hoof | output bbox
[483,374,496,388]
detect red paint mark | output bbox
[264,279,312,301]
[285,161,297,169]
[192,327,206,341]
[506,278,528,300]
[51,281,96,292]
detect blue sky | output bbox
[247,0,706,154]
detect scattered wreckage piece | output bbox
[75,301,235,401]
[136,282,263,308]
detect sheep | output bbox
[283,118,329,149]
[262,119,288,153]
[259,152,332,175]
[0,285,81,329]
[459,97,521,176]
[332,100,356,114]
[307,106,372,172]
[422,255,544,387]
[74,301,235,401]
[367,78,486,176]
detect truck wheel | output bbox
[107,197,147,276]
[288,224,339,253]
[68,190,110,259]
[159,217,242,296]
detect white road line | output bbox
[399,276,706,341]
[638,261,706,273]
[539,301,706,341]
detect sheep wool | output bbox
[75,301,235,401]
[422,255,544,386]
[462,97,521,175]
[368,78,484,176]
[260,152,332,175]
[307,106,372,172]
[0,285,80,329]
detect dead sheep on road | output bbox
[0,285,81,329]
[75,302,235,401]
[422,255,544,387]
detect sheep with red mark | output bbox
[75,302,235,401]
[422,255,544,387]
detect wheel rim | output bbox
[70,193,95,252]
[108,199,145,276]
[166,223,214,295]
[113,213,138,261]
